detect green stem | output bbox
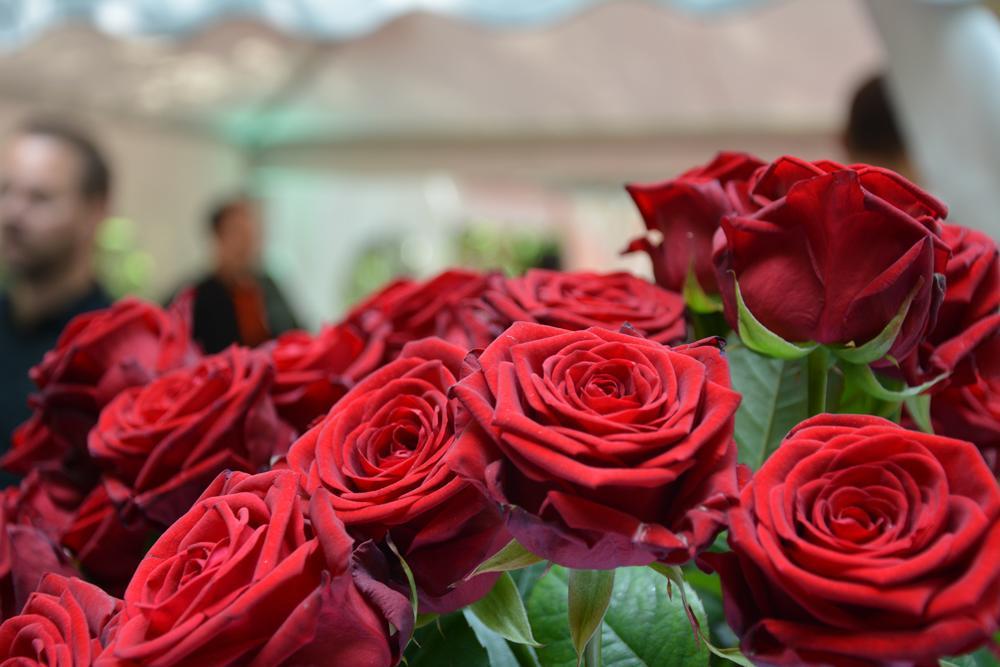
[583,621,602,667]
[806,347,830,416]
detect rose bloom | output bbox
[264,323,385,433]
[448,322,741,569]
[485,269,686,344]
[59,485,150,596]
[626,151,764,294]
[88,346,293,527]
[929,335,1000,474]
[27,299,198,453]
[98,470,412,667]
[344,269,508,362]
[706,414,1000,666]
[901,223,1000,388]
[0,573,121,666]
[287,337,508,613]
[0,489,78,620]
[713,157,949,362]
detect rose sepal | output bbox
[733,278,817,360]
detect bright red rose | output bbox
[0,490,78,620]
[706,414,1000,666]
[88,346,293,527]
[264,323,385,433]
[930,335,1000,475]
[0,573,121,666]
[345,269,508,362]
[98,470,413,667]
[448,322,741,569]
[626,151,764,294]
[901,223,1000,388]
[287,337,508,613]
[485,269,686,344]
[713,159,949,362]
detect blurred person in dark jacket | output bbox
[0,119,112,456]
[190,195,298,353]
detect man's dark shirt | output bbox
[192,273,299,354]
[0,284,110,485]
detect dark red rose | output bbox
[713,159,949,362]
[88,346,293,527]
[0,490,78,620]
[5,299,199,482]
[0,416,65,478]
[901,223,1000,387]
[5,469,85,544]
[98,470,413,667]
[264,323,385,433]
[626,151,764,294]
[0,573,121,666]
[705,414,1000,666]
[447,322,741,569]
[59,485,150,596]
[288,337,508,613]
[345,269,508,362]
[929,335,1000,475]
[485,269,686,344]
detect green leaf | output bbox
[463,609,540,667]
[415,612,439,628]
[469,572,541,647]
[567,569,615,663]
[405,613,490,667]
[940,648,1000,667]
[526,566,709,667]
[684,266,723,314]
[842,363,947,402]
[469,539,544,579]
[705,645,756,667]
[829,280,921,365]
[728,340,808,469]
[905,394,934,433]
[733,278,817,360]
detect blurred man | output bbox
[190,195,298,353]
[844,74,917,181]
[0,119,112,447]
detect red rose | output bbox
[0,490,78,620]
[59,485,150,596]
[930,335,1000,474]
[5,469,84,543]
[6,300,199,482]
[448,322,741,569]
[901,223,1000,387]
[713,159,949,361]
[706,414,1000,666]
[345,269,508,362]
[264,323,385,433]
[626,151,764,294]
[288,337,508,613]
[99,470,413,667]
[88,346,293,527]
[0,573,121,666]
[486,269,686,344]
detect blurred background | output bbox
[0,0,998,329]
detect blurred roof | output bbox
[0,0,882,147]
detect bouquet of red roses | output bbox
[0,153,996,667]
